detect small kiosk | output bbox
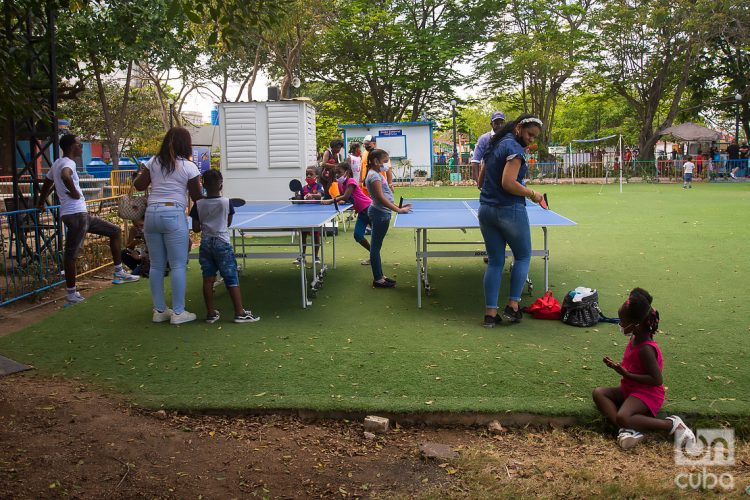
[219,100,317,200]
[339,121,434,179]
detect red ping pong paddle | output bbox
[539,193,549,210]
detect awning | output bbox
[658,123,721,142]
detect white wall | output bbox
[219,101,317,201]
[342,123,433,177]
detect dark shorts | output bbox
[199,237,239,287]
[684,173,692,182]
[61,213,120,260]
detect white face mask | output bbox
[379,164,389,173]
[619,325,634,336]
[337,175,347,184]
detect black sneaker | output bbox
[384,277,397,284]
[373,279,396,288]
[206,310,220,324]
[483,314,502,328]
[502,305,523,323]
[234,310,260,323]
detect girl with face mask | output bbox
[322,162,372,257]
[363,149,411,288]
[592,288,696,451]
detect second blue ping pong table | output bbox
[229,200,350,308]
[393,198,577,307]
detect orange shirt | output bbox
[358,149,387,196]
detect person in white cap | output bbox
[359,135,392,194]
[471,111,505,184]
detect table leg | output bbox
[543,226,549,292]
[416,228,422,308]
[298,230,308,308]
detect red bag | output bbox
[523,291,562,320]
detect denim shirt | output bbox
[480,133,527,207]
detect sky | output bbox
[182,64,477,124]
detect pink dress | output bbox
[620,337,665,416]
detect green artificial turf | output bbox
[1,183,748,421]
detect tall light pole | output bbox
[169,99,175,128]
[735,93,743,144]
[450,99,457,171]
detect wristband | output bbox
[528,189,535,199]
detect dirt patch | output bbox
[1,375,748,499]
[0,375,468,498]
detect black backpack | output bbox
[561,290,603,327]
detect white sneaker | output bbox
[66,292,85,304]
[152,308,174,323]
[114,269,140,282]
[170,310,197,325]
[618,429,644,449]
[667,415,696,450]
[361,259,371,266]
[730,172,737,179]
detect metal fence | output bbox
[110,169,138,196]
[0,195,128,307]
[395,157,744,186]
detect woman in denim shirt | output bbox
[478,114,544,327]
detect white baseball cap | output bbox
[363,135,373,142]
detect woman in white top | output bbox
[134,127,203,324]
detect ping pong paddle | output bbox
[539,193,549,210]
[289,179,303,193]
[229,198,246,208]
[399,196,403,209]
[333,197,340,212]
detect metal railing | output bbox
[392,157,747,186]
[0,206,64,306]
[110,169,138,196]
[1,195,129,307]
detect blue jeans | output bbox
[144,205,189,314]
[478,203,531,307]
[199,237,239,287]
[367,206,391,281]
[353,209,371,244]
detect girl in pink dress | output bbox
[322,162,373,258]
[592,288,696,450]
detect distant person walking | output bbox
[37,134,139,305]
[730,142,748,178]
[727,141,740,178]
[682,156,694,189]
[478,114,544,328]
[134,127,203,324]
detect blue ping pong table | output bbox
[230,201,351,308]
[393,198,577,307]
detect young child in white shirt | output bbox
[682,156,695,189]
[190,170,259,324]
